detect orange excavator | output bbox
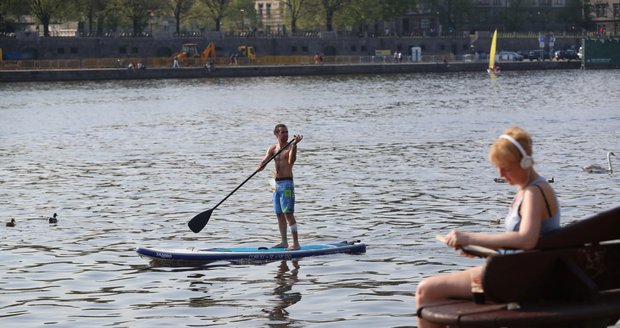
[174,41,216,63]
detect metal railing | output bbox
[1,54,492,70]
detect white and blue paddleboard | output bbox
[136,241,366,263]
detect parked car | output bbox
[527,50,551,61]
[496,51,524,61]
[517,50,531,59]
[554,49,579,61]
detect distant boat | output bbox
[487,29,500,77]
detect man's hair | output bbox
[273,124,287,135]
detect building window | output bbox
[421,18,430,29]
[57,47,65,54]
[258,3,263,17]
[596,4,607,17]
[267,3,271,17]
[614,3,619,17]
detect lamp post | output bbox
[240,9,245,34]
[148,12,155,35]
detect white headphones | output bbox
[499,134,533,169]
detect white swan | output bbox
[582,152,615,174]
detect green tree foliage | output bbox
[379,0,417,21]
[99,0,165,35]
[200,0,232,31]
[318,0,350,31]
[338,0,416,35]
[280,0,307,33]
[222,0,255,33]
[338,0,381,33]
[0,0,29,32]
[2,0,597,36]
[558,0,587,32]
[76,0,108,36]
[503,0,527,31]
[29,0,64,36]
[167,0,194,34]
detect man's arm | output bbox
[288,135,303,165]
[257,145,275,171]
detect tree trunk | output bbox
[42,16,50,37]
[215,17,221,31]
[326,11,334,31]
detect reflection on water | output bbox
[266,260,302,327]
[1,70,619,327]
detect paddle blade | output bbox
[188,209,213,233]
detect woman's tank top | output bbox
[504,176,560,235]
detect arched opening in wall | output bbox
[156,47,172,57]
[22,47,38,59]
[323,46,336,55]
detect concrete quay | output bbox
[0,61,581,83]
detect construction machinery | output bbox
[174,42,216,63]
[237,45,256,61]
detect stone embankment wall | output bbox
[0,32,581,60]
[0,61,581,83]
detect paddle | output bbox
[435,235,499,258]
[188,138,297,233]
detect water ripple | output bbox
[1,70,619,327]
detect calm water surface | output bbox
[1,70,619,327]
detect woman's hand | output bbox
[445,229,470,249]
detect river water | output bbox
[1,70,619,327]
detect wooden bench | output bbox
[417,206,620,327]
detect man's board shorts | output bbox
[273,178,295,214]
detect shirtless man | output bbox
[257,124,303,250]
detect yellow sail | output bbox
[488,29,497,71]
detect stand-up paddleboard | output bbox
[136,240,366,263]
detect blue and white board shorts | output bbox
[273,178,295,214]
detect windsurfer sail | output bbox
[487,29,500,76]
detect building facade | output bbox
[586,0,620,35]
[255,1,286,34]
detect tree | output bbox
[1,0,31,32]
[280,0,307,33]
[125,0,154,35]
[379,0,417,21]
[200,0,231,31]
[167,0,194,34]
[338,0,381,35]
[29,0,64,36]
[340,0,416,35]
[319,0,349,31]
[75,0,107,36]
[558,0,588,32]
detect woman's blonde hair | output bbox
[489,126,533,167]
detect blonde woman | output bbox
[415,126,560,328]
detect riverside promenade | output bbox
[0,60,581,83]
